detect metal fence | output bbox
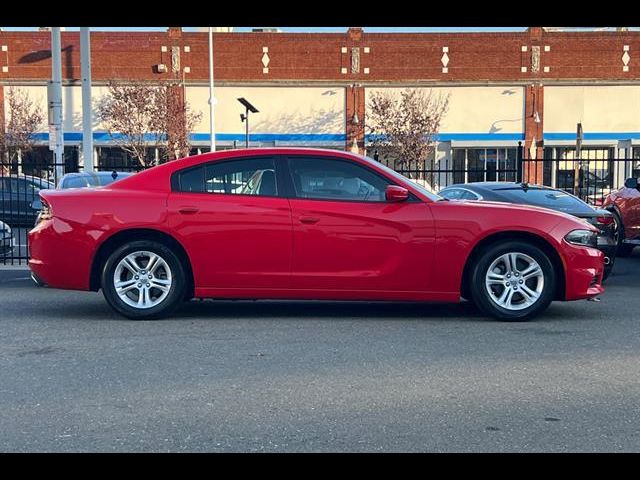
[2,150,640,265]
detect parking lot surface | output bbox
[1,252,639,452]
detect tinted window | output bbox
[497,188,593,213]
[289,157,390,202]
[176,158,277,196]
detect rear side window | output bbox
[175,157,278,196]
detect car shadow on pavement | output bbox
[174,299,486,321]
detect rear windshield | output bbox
[496,188,593,213]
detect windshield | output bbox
[362,155,443,201]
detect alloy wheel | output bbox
[484,252,545,311]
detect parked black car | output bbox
[0,175,54,227]
[0,220,14,257]
[438,182,617,280]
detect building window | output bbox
[543,146,615,192]
[451,148,518,184]
[21,147,53,177]
[96,147,156,171]
[632,147,640,177]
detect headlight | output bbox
[565,229,598,248]
[0,225,11,236]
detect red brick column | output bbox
[0,85,5,164]
[345,84,365,153]
[524,82,545,184]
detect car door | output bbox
[285,155,435,297]
[167,156,293,291]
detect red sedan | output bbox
[28,148,604,321]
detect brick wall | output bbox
[1,28,638,84]
[1,27,638,154]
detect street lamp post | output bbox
[50,27,64,181]
[237,97,259,148]
[80,27,93,172]
[208,27,216,152]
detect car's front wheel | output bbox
[469,240,556,321]
[101,240,186,320]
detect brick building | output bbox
[1,26,640,189]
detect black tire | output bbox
[469,240,556,321]
[101,240,186,320]
[612,211,635,258]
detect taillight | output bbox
[596,216,614,226]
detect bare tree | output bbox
[154,84,202,162]
[97,81,202,168]
[97,81,164,167]
[1,87,44,169]
[367,89,449,187]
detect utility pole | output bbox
[80,27,94,172]
[49,27,64,181]
[208,27,216,152]
[574,122,583,196]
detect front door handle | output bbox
[299,216,320,225]
[178,206,200,215]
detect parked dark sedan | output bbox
[439,182,617,280]
[0,175,54,226]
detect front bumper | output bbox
[562,241,605,301]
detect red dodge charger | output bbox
[28,148,604,321]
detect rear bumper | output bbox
[28,218,93,291]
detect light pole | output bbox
[80,27,93,172]
[208,27,216,152]
[49,27,64,181]
[237,97,259,148]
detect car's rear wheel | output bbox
[612,211,635,257]
[101,240,185,320]
[469,240,556,321]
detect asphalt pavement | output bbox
[1,252,639,452]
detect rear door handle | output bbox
[178,206,200,215]
[299,216,320,224]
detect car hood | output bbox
[451,199,596,229]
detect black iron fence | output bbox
[2,149,640,265]
[394,155,639,207]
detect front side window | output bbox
[175,157,278,196]
[289,157,390,202]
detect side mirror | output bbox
[385,185,409,202]
[624,177,638,189]
[31,198,43,211]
